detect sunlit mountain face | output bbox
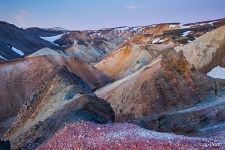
[0,1,225,149]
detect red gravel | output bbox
[37,121,224,150]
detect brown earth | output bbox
[0,55,111,136]
[176,25,225,73]
[96,49,225,125]
[3,66,114,150]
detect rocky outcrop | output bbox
[140,90,225,135]
[96,49,224,125]
[54,30,120,63]
[95,19,225,79]
[0,55,110,136]
[96,47,225,142]
[37,121,224,150]
[175,25,225,73]
[95,39,175,79]
[3,66,114,149]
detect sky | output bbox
[0,0,225,30]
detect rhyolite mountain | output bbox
[0,54,111,137]
[0,18,225,150]
[1,18,225,63]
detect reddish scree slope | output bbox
[37,121,225,150]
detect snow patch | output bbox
[114,27,130,31]
[208,21,216,26]
[12,47,25,56]
[97,33,101,36]
[158,39,165,43]
[152,38,161,44]
[41,33,65,44]
[169,24,177,29]
[183,31,191,36]
[0,55,6,60]
[180,24,191,29]
[131,26,143,32]
[207,66,225,79]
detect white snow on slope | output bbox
[207,66,225,79]
[0,55,6,60]
[152,38,161,44]
[183,31,191,36]
[114,26,130,31]
[12,47,25,56]
[180,24,191,29]
[40,33,65,44]
[169,24,177,29]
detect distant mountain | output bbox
[25,27,68,37]
[95,18,225,78]
[176,25,225,73]
[1,18,224,63]
[0,21,59,60]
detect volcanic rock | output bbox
[140,90,225,136]
[37,121,224,150]
[96,49,224,125]
[3,66,114,149]
[0,55,110,136]
[95,39,175,79]
[175,25,225,73]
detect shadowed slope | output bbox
[3,66,114,149]
[0,55,111,136]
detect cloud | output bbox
[126,5,139,10]
[14,10,31,25]
[15,14,24,24]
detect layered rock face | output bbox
[0,55,110,136]
[141,90,225,136]
[95,20,225,79]
[3,66,114,150]
[96,48,225,143]
[96,50,220,122]
[95,39,175,79]
[176,25,225,73]
[1,18,225,150]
